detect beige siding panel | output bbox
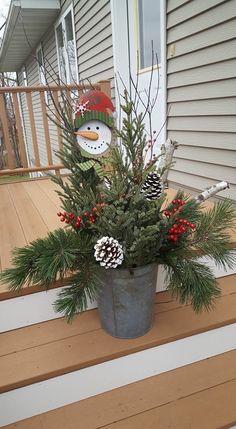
[75,0,110,31]
[76,11,111,44]
[169,98,236,117]
[25,56,49,167]
[79,47,113,70]
[172,158,236,184]
[79,69,114,89]
[60,0,71,14]
[19,59,38,165]
[167,1,236,201]
[75,2,110,38]
[167,131,236,151]
[167,0,226,29]
[43,28,58,84]
[74,0,97,16]
[74,0,114,100]
[167,0,189,13]
[25,60,38,84]
[41,28,59,162]
[78,25,112,56]
[79,57,113,77]
[167,19,236,57]
[79,37,113,64]
[168,116,236,133]
[168,79,236,102]
[168,40,236,73]
[168,171,236,201]
[167,0,236,43]
[168,59,236,87]
[174,146,236,168]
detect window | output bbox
[138,0,161,69]
[55,7,78,84]
[37,45,46,86]
[36,44,48,104]
[22,65,28,86]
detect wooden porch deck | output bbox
[0,178,63,298]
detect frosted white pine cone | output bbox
[141,172,163,200]
[94,236,124,269]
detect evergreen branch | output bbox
[1,229,86,291]
[189,200,236,269]
[164,257,221,312]
[53,263,100,321]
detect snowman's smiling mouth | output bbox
[83,141,106,151]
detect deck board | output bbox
[103,379,236,429]
[7,182,49,243]
[36,179,63,207]
[3,349,236,428]
[22,181,60,231]
[0,179,63,299]
[0,275,235,394]
[0,185,26,270]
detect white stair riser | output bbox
[0,259,235,332]
[1,323,236,427]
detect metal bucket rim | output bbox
[98,263,158,279]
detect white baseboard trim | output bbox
[0,258,235,332]
[1,323,236,427]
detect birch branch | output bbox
[159,138,178,185]
[195,181,230,203]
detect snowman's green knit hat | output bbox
[74,90,114,129]
[75,110,114,129]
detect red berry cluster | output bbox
[168,218,196,241]
[163,199,185,218]
[163,199,196,242]
[57,207,99,229]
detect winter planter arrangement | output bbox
[1,89,236,339]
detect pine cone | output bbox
[94,237,124,269]
[141,173,163,200]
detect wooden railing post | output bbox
[12,93,28,168]
[0,93,15,169]
[98,80,111,98]
[52,90,63,151]
[40,92,53,165]
[26,91,40,166]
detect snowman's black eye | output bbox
[87,127,91,130]
[96,126,99,130]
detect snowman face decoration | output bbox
[75,120,112,157]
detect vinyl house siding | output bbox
[74,0,114,99]
[166,0,236,200]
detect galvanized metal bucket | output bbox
[97,264,158,339]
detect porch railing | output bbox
[0,80,111,177]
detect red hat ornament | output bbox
[74,90,115,158]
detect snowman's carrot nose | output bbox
[75,131,99,140]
